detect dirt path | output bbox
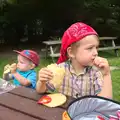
[0,44,45,58]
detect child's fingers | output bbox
[94,60,103,66]
[94,61,106,68]
[41,69,53,76]
[93,57,108,67]
[39,68,53,81]
[96,62,105,68]
[11,63,17,67]
[40,74,53,80]
[39,68,53,76]
[93,57,110,75]
[10,66,16,70]
[39,76,49,81]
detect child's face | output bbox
[17,55,34,71]
[69,35,99,66]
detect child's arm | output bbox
[10,63,32,86]
[93,56,112,99]
[36,80,47,93]
[36,68,53,93]
[12,72,31,86]
[98,73,112,99]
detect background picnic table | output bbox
[43,37,120,61]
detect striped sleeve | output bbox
[94,70,103,95]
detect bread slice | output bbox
[47,64,65,88]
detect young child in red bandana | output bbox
[36,22,112,98]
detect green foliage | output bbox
[1,0,120,43]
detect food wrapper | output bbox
[0,78,16,94]
[47,64,65,89]
[62,111,71,120]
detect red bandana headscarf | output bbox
[57,22,98,64]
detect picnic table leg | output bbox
[114,49,119,57]
[112,40,119,57]
[52,57,55,62]
[45,45,48,59]
[50,46,55,62]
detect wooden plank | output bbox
[50,53,60,57]
[43,37,117,45]
[49,46,120,58]
[8,87,75,109]
[43,40,61,45]
[98,46,120,51]
[9,86,42,101]
[61,96,75,109]
[43,37,119,59]
[0,105,40,120]
[99,37,117,40]
[0,93,65,120]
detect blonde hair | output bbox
[70,41,81,52]
[66,40,81,59]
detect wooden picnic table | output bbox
[43,37,120,60]
[0,86,74,120]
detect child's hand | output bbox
[10,63,17,73]
[93,56,110,76]
[38,67,53,82]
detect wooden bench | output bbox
[98,37,120,56]
[43,40,61,59]
[43,37,120,61]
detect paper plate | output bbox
[38,93,67,107]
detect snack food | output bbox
[3,63,17,80]
[38,93,67,107]
[47,64,65,88]
[3,63,17,74]
[3,64,11,74]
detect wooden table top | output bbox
[43,37,117,45]
[0,86,74,120]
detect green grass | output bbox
[98,51,120,101]
[0,50,120,101]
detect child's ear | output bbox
[67,47,75,58]
[30,63,35,69]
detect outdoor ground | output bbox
[0,44,120,101]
